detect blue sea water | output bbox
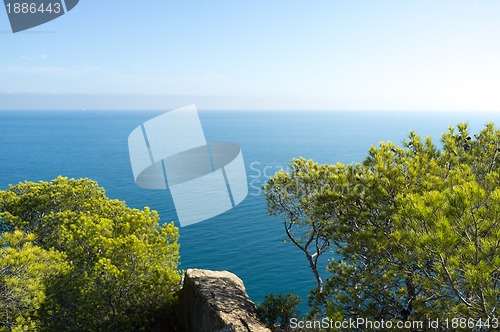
[2,109,500,314]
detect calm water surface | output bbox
[1,110,499,313]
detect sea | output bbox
[2,110,500,314]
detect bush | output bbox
[0,231,69,331]
[257,292,301,331]
[0,177,181,331]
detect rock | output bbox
[175,269,270,332]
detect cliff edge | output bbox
[174,269,270,332]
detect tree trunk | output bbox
[306,253,323,293]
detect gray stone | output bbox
[176,269,270,332]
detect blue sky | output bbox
[1,0,500,110]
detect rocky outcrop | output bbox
[175,269,270,332]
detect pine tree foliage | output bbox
[0,177,180,331]
[265,123,500,330]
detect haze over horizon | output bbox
[1,1,499,111]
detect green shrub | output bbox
[0,177,181,331]
[257,292,301,331]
